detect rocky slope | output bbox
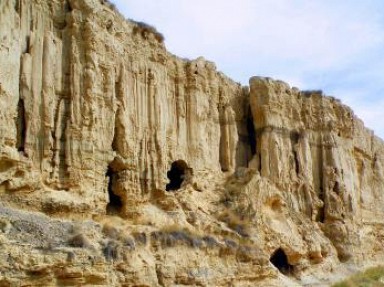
[0,0,383,286]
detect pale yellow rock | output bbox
[0,0,383,286]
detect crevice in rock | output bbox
[290,131,300,175]
[64,0,73,12]
[218,103,230,172]
[317,149,326,223]
[333,181,340,195]
[317,185,325,223]
[111,122,119,152]
[290,130,300,144]
[59,100,70,179]
[106,166,123,215]
[293,149,300,175]
[317,164,325,223]
[16,98,26,154]
[111,93,123,155]
[14,0,20,14]
[166,160,190,191]
[270,248,294,276]
[51,98,70,182]
[247,108,257,157]
[25,36,31,54]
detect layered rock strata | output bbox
[0,0,383,286]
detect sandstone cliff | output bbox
[0,0,383,286]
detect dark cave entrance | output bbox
[106,167,123,215]
[166,160,189,191]
[270,248,294,275]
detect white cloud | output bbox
[111,0,384,138]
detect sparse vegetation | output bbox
[103,240,121,261]
[132,232,147,246]
[301,90,323,97]
[201,235,220,248]
[332,266,384,287]
[102,223,119,239]
[100,222,136,261]
[68,233,92,248]
[150,226,223,249]
[99,0,118,12]
[131,20,165,43]
[224,238,238,249]
[0,218,11,234]
[151,230,199,248]
[218,210,250,238]
[119,232,135,250]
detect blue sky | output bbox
[111,0,384,138]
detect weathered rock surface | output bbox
[0,0,383,286]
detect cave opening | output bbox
[106,167,123,215]
[16,98,26,154]
[270,248,294,275]
[166,160,189,191]
[246,108,257,156]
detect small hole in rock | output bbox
[270,248,294,275]
[271,199,283,212]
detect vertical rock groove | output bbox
[16,98,26,154]
[0,2,383,285]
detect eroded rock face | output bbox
[0,0,244,215]
[0,0,384,286]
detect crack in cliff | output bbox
[16,98,26,155]
[247,108,257,158]
[50,98,69,184]
[317,145,326,223]
[1,2,384,285]
[290,131,300,175]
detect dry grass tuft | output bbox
[102,223,119,239]
[68,233,92,248]
[132,21,164,43]
[150,226,221,249]
[99,0,118,12]
[332,266,384,287]
[218,210,251,238]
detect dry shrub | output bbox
[151,226,221,249]
[202,235,220,248]
[219,210,250,238]
[103,240,121,261]
[68,233,92,248]
[132,21,164,43]
[132,232,147,246]
[118,231,136,250]
[100,0,117,11]
[102,223,119,239]
[332,266,384,287]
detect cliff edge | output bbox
[0,0,383,286]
